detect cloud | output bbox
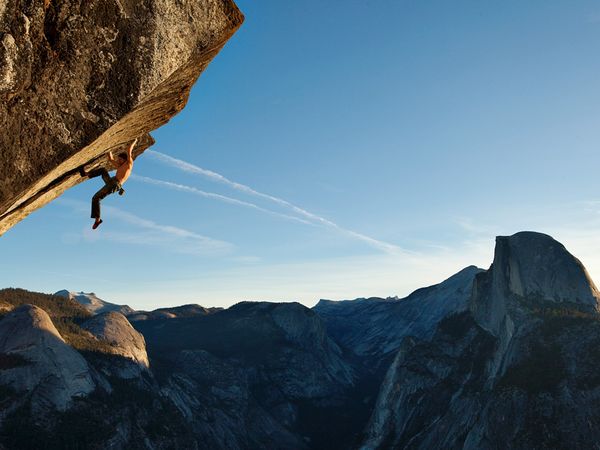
[147,150,404,255]
[56,198,234,256]
[131,175,314,225]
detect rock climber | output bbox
[81,138,137,230]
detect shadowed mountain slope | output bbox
[1,232,600,449]
[360,231,600,450]
[314,265,483,360]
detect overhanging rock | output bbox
[0,0,244,235]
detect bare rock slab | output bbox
[0,304,95,411]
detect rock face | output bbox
[0,304,94,411]
[472,231,600,337]
[55,290,134,316]
[315,265,482,360]
[359,232,600,450]
[135,301,357,449]
[81,311,149,370]
[0,292,195,448]
[495,232,600,304]
[360,313,495,450]
[0,0,243,235]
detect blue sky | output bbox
[2,1,600,310]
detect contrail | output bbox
[131,175,313,226]
[56,197,233,255]
[147,150,403,254]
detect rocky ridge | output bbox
[131,301,358,449]
[128,303,222,321]
[55,290,134,316]
[0,232,599,449]
[315,265,482,360]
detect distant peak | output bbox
[500,230,554,240]
[54,289,70,298]
[441,265,484,283]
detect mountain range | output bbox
[0,231,598,449]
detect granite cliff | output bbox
[0,0,243,235]
[360,232,600,449]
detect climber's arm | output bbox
[107,151,120,169]
[127,138,138,164]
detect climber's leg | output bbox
[90,179,120,229]
[85,168,111,184]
